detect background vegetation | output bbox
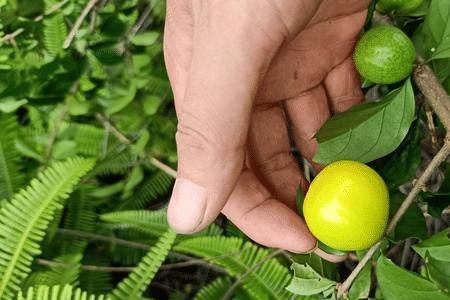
[0,0,448,299]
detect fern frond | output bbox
[174,237,293,300]
[193,277,232,300]
[101,209,167,236]
[0,157,95,299]
[101,209,223,239]
[60,122,106,157]
[43,14,67,57]
[17,284,109,300]
[24,254,82,289]
[109,230,177,300]
[79,253,112,295]
[61,185,97,254]
[119,171,173,210]
[0,114,23,200]
[92,148,136,176]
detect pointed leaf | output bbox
[314,79,415,164]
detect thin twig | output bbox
[55,228,229,273]
[425,104,439,151]
[95,113,132,144]
[387,138,450,233]
[337,241,382,299]
[36,256,228,273]
[63,0,100,48]
[400,239,412,268]
[150,157,177,178]
[337,137,450,298]
[221,249,284,300]
[95,113,178,178]
[0,0,69,44]
[57,228,150,250]
[36,258,135,272]
[336,27,450,297]
[130,1,155,36]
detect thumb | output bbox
[167,2,286,234]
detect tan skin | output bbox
[164,0,372,261]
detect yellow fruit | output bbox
[303,160,389,251]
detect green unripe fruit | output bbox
[353,26,416,84]
[377,0,423,15]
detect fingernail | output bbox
[167,178,207,234]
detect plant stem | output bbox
[0,0,69,44]
[413,61,450,131]
[63,0,99,48]
[95,113,177,178]
[221,249,283,300]
[55,228,227,273]
[337,54,450,299]
[337,241,382,299]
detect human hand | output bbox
[164,0,371,257]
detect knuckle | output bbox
[258,152,297,174]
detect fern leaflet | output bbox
[109,230,176,300]
[174,237,293,300]
[0,114,23,200]
[17,284,109,300]
[193,277,233,300]
[43,14,67,57]
[0,157,95,299]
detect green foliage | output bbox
[193,277,233,300]
[376,255,449,300]
[17,284,109,300]
[286,263,336,297]
[109,230,176,300]
[389,192,427,241]
[0,0,447,299]
[0,157,94,299]
[0,114,23,200]
[314,79,415,164]
[175,236,293,300]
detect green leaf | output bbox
[413,0,450,61]
[101,209,168,237]
[388,192,427,241]
[371,121,422,189]
[0,157,95,299]
[43,14,67,57]
[193,277,233,300]
[314,79,415,164]
[17,284,109,300]
[175,236,293,300]
[131,31,160,46]
[377,255,449,300]
[426,253,450,291]
[0,97,27,113]
[0,114,23,200]
[295,187,305,217]
[143,95,162,115]
[109,230,176,300]
[348,263,371,300]
[427,0,450,60]
[413,228,450,262]
[123,166,144,192]
[286,263,336,296]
